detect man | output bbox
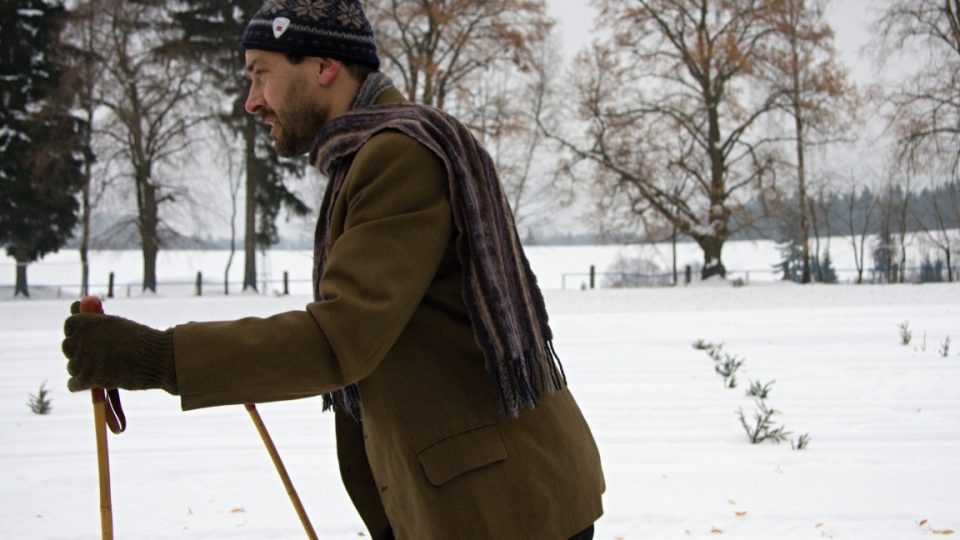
[62,1,604,538]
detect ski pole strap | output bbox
[91,389,126,434]
[105,389,126,434]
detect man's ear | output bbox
[315,57,343,86]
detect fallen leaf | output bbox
[229,507,245,514]
[728,499,737,506]
[921,520,930,527]
[710,527,724,535]
[816,523,824,528]
[736,511,747,517]
[933,529,955,536]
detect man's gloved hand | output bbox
[62,302,178,394]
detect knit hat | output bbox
[241,0,380,70]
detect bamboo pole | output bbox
[80,296,114,540]
[92,388,114,540]
[245,403,318,540]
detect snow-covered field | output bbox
[1,251,959,538]
[3,233,957,299]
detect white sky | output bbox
[545,0,880,86]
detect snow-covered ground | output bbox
[1,256,959,538]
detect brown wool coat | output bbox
[173,89,605,539]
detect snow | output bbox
[1,250,959,539]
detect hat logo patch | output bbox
[273,17,291,39]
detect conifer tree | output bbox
[0,0,84,297]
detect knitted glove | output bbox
[62,310,178,394]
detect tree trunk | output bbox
[672,224,678,286]
[698,236,727,280]
[140,182,160,292]
[789,13,811,284]
[808,196,822,283]
[947,248,954,282]
[243,119,258,292]
[80,154,92,297]
[14,256,29,298]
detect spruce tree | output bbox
[0,0,84,297]
[173,0,309,291]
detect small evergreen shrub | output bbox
[692,339,713,351]
[715,353,743,388]
[27,382,52,415]
[792,433,812,451]
[737,400,792,444]
[898,321,912,346]
[746,379,775,400]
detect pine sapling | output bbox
[737,400,791,444]
[27,381,52,415]
[746,379,775,400]
[692,339,713,351]
[706,343,725,362]
[792,433,812,450]
[939,337,951,358]
[898,321,912,346]
[715,353,743,388]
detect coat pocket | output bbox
[416,423,508,486]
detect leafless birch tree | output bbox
[761,0,856,282]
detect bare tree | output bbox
[366,0,557,226]
[844,182,877,284]
[873,0,960,176]
[547,0,783,279]
[95,0,205,292]
[915,180,959,281]
[366,0,552,110]
[762,0,856,282]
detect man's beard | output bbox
[266,80,325,157]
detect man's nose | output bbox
[245,82,264,115]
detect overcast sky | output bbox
[544,0,882,85]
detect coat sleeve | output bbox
[174,131,451,410]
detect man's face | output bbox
[244,50,325,157]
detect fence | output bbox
[0,271,317,300]
[3,263,958,300]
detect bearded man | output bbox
[62,1,604,537]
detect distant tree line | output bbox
[1,0,957,295]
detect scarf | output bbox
[310,73,565,419]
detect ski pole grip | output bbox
[79,295,104,315]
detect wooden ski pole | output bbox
[245,403,318,540]
[80,296,113,540]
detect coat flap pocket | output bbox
[416,424,508,486]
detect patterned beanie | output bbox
[241,0,380,70]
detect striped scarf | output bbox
[310,73,565,419]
